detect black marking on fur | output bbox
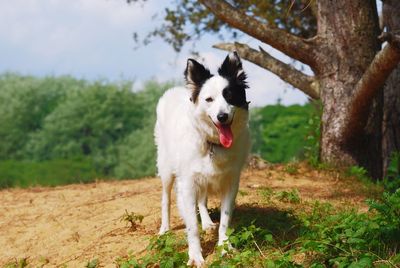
[184,59,212,103]
[218,52,249,110]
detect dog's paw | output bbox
[158,225,169,235]
[201,221,217,231]
[187,252,205,268]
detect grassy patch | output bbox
[117,190,400,267]
[0,159,100,189]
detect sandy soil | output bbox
[0,162,370,267]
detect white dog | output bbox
[154,52,250,267]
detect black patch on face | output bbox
[184,59,213,103]
[218,52,249,109]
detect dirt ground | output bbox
[0,162,371,267]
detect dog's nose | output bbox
[217,113,229,123]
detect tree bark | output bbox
[382,65,400,177]
[315,0,383,178]
[343,44,400,143]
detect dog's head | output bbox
[184,52,249,148]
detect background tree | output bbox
[131,0,400,179]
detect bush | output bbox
[25,81,143,163]
[0,73,74,159]
[250,103,319,163]
[0,74,172,186]
[113,126,157,179]
[381,152,400,192]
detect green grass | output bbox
[0,159,100,189]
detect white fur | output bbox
[155,75,250,267]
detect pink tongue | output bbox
[218,124,233,148]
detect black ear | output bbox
[184,59,212,103]
[218,51,247,86]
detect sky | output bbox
[0,0,326,106]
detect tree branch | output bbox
[213,42,320,100]
[198,0,317,68]
[342,44,400,142]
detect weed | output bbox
[346,165,368,179]
[210,223,272,267]
[238,190,248,196]
[116,232,188,267]
[4,258,28,268]
[85,258,99,268]
[380,152,400,192]
[259,187,274,203]
[120,210,144,232]
[275,189,301,204]
[260,188,301,204]
[285,163,299,175]
[367,189,400,248]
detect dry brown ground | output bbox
[0,162,373,267]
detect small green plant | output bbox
[238,190,248,196]
[4,258,28,268]
[120,210,144,231]
[367,189,400,247]
[275,189,301,204]
[381,152,400,192]
[85,258,99,268]
[285,163,299,175]
[259,187,274,203]
[346,165,368,179]
[211,223,273,267]
[116,232,188,267]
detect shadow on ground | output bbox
[202,203,305,256]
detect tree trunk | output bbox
[316,0,383,178]
[382,65,400,177]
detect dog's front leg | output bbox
[159,174,174,235]
[218,179,240,248]
[176,178,204,267]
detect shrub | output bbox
[0,73,74,159]
[250,103,319,163]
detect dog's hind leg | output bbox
[159,174,174,235]
[198,191,216,231]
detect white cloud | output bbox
[0,0,155,61]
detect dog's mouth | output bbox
[209,116,233,149]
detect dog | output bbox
[154,52,250,267]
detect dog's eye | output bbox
[205,97,214,103]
